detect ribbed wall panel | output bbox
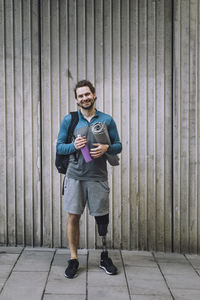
[173,0,200,253]
[0,0,41,246]
[1,0,199,252]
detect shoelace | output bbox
[103,257,113,266]
[68,260,78,271]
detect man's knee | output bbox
[68,213,81,225]
[95,214,109,236]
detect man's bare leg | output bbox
[67,213,81,259]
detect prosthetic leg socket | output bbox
[95,214,109,252]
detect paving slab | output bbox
[129,279,171,297]
[125,266,164,281]
[25,247,55,252]
[0,253,20,266]
[0,247,23,254]
[131,295,173,300]
[164,273,200,290]
[0,265,13,287]
[158,262,195,275]
[88,269,127,287]
[154,252,187,263]
[122,251,157,268]
[45,252,87,295]
[170,288,200,300]
[0,271,48,300]
[88,285,130,300]
[185,254,200,269]
[56,248,88,255]
[14,250,55,272]
[43,295,86,300]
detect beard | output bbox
[78,98,96,110]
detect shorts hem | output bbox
[65,209,83,215]
[89,210,109,217]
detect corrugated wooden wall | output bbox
[0,0,41,246]
[173,0,200,253]
[0,0,200,253]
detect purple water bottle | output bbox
[78,135,93,163]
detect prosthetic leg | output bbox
[95,214,117,275]
[95,213,109,251]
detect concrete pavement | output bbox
[1,247,200,299]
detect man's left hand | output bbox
[90,144,109,159]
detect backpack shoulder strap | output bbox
[67,111,79,143]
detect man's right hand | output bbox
[74,136,87,150]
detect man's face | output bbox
[76,86,96,110]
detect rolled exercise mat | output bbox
[91,122,120,166]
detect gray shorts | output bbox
[63,177,110,216]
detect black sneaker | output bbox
[64,259,79,278]
[99,251,117,275]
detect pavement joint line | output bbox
[184,254,200,277]
[0,246,25,295]
[44,293,86,296]
[152,251,175,300]
[41,248,57,300]
[119,249,131,300]
[86,249,89,300]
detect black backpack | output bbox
[55,111,79,174]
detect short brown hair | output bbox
[74,80,95,99]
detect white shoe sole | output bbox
[64,271,78,279]
[99,265,117,275]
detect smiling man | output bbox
[56,80,122,278]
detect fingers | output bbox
[74,136,86,150]
[90,144,108,158]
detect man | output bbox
[56,80,122,278]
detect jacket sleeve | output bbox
[56,114,76,154]
[107,118,122,155]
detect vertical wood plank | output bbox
[51,0,61,247]
[23,0,34,246]
[174,0,190,253]
[41,0,53,247]
[31,0,41,247]
[121,0,130,249]
[68,0,78,111]
[0,0,7,245]
[5,0,16,245]
[130,0,139,250]
[164,0,172,252]
[189,0,198,253]
[173,0,181,252]
[155,0,165,251]
[60,0,69,248]
[138,0,148,250]
[198,0,200,253]
[14,0,24,245]
[147,0,156,251]
[112,0,122,249]
[94,0,104,112]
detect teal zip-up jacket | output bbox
[56,109,122,181]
